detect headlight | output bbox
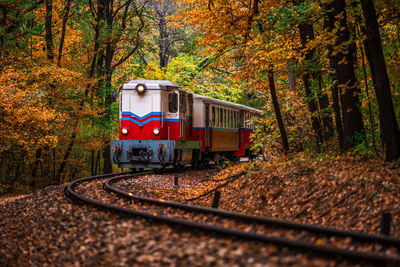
[136,84,146,94]
[153,128,160,136]
[121,128,128,135]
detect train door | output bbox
[188,94,193,138]
[179,92,188,140]
[167,89,179,140]
[205,104,210,149]
[239,110,244,143]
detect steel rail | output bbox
[105,173,400,248]
[65,172,400,265]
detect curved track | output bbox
[65,170,400,265]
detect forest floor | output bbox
[190,154,400,237]
[1,154,399,266]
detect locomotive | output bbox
[111,80,262,169]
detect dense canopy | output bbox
[0,0,400,193]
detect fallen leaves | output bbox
[1,156,399,266]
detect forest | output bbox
[0,0,399,194]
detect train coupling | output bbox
[127,145,153,162]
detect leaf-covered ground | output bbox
[155,156,400,238]
[1,156,399,266]
[0,179,342,266]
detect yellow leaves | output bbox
[0,67,62,153]
[142,62,167,80]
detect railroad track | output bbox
[65,170,400,266]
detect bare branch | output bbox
[112,7,146,69]
[89,0,97,18]
[113,0,131,19]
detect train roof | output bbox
[121,80,182,91]
[193,94,263,115]
[121,80,263,115]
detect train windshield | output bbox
[168,92,178,113]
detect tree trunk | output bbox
[159,15,169,68]
[298,22,323,146]
[331,83,345,150]
[102,0,114,174]
[31,148,42,179]
[317,75,334,139]
[57,0,72,66]
[45,0,54,61]
[268,66,289,152]
[324,0,364,150]
[287,59,296,90]
[0,7,6,60]
[295,0,334,142]
[361,0,400,161]
[359,34,377,154]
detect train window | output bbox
[231,110,233,128]
[236,111,238,128]
[219,108,223,128]
[228,110,230,128]
[221,108,223,128]
[168,92,178,113]
[215,107,219,127]
[226,109,228,128]
[227,110,230,128]
[226,110,228,128]
[180,94,186,113]
[219,108,224,128]
[212,107,215,127]
[223,109,226,128]
[227,109,230,128]
[215,107,218,127]
[249,114,252,129]
[229,110,232,128]
[249,113,252,129]
[235,111,237,128]
[230,110,232,128]
[249,113,251,129]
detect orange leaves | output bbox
[0,68,58,152]
[217,156,400,237]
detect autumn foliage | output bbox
[1,0,400,194]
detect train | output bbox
[110,80,263,169]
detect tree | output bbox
[324,0,365,150]
[294,0,334,141]
[45,0,54,60]
[361,0,400,161]
[268,66,289,152]
[298,21,324,146]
